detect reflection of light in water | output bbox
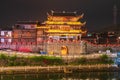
[86,78,100,80]
[112,78,116,80]
[0,72,120,80]
[94,79,99,80]
[62,78,100,80]
[61,78,116,80]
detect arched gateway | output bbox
[61,46,68,55]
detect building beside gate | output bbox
[0,30,12,49]
[12,21,37,51]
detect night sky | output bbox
[0,0,120,31]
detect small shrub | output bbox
[100,54,108,61]
[9,55,17,61]
[8,61,14,66]
[29,56,44,62]
[99,54,113,64]
[77,57,87,64]
[29,56,63,66]
[19,61,27,66]
[0,54,8,60]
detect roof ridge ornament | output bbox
[63,11,65,13]
[74,11,77,14]
[51,10,54,15]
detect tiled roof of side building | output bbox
[16,21,41,25]
[37,23,46,26]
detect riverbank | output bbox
[0,65,119,74]
[0,52,114,66]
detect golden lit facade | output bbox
[37,11,87,42]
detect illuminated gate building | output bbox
[37,11,87,55]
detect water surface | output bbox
[0,72,120,80]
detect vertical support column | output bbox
[44,31,47,54]
[67,35,70,43]
[78,34,82,41]
[80,41,83,53]
[79,34,82,41]
[36,28,37,47]
[80,41,87,54]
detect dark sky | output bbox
[0,0,120,31]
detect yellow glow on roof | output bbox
[45,21,84,25]
[36,27,49,29]
[48,34,80,36]
[47,13,84,22]
[46,30,84,33]
[36,26,50,29]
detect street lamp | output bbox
[118,36,120,44]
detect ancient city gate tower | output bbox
[37,11,87,55]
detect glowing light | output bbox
[45,21,84,25]
[46,30,85,33]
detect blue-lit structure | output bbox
[115,52,120,67]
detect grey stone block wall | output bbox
[46,43,83,55]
